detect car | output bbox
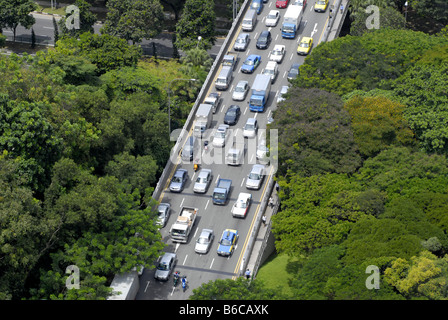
[169,168,188,192]
[234,33,250,51]
[232,80,249,101]
[217,229,238,256]
[256,139,270,164]
[226,143,245,166]
[224,105,241,125]
[256,30,271,49]
[195,229,214,254]
[297,37,313,55]
[241,54,261,74]
[287,63,301,80]
[246,164,265,190]
[276,0,289,8]
[262,61,279,83]
[265,10,280,27]
[193,169,212,193]
[154,252,177,281]
[293,0,307,7]
[277,85,289,103]
[243,118,258,138]
[222,54,238,71]
[250,0,263,14]
[232,192,252,218]
[269,44,286,63]
[213,124,230,147]
[156,203,171,227]
[314,0,328,12]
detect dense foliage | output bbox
[0,33,201,299]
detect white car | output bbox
[195,229,214,254]
[232,192,252,218]
[265,10,280,27]
[232,80,249,101]
[213,124,230,147]
[269,44,285,63]
[262,61,279,84]
[277,85,289,103]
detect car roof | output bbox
[247,54,260,60]
[175,168,187,175]
[251,164,265,172]
[260,30,270,36]
[266,61,278,67]
[301,37,313,41]
[158,203,170,209]
[160,252,176,262]
[273,44,285,49]
[198,169,211,177]
[246,117,257,124]
[238,192,252,199]
[237,80,249,85]
[222,229,237,239]
[200,229,213,236]
[238,33,249,38]
[228,104,240,110]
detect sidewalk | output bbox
[245,186,279,279]
[327,0,349,41]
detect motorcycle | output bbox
[193,159,200,172]
[181,276,187,292]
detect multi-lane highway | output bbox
[136,0,333,300]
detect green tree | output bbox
[344,95,416,158]
[175,0,216,51]
[102,0,164,44]
[408,0,448,25]
[0,0,37,42]
[271,87,361,179]
[350,6,406,36]
[58,0,97,38]
[190,277,286,300]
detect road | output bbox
[136,0,332,300]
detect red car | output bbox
[276,0,289,8]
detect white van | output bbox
[242,9,257,31]
[215,66,232,91]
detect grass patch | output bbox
[256,252,301,297]
[35,4,67,16]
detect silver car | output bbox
[169,169,188,192]
[193,169,212,193]
[277,85,289,103]
[156,203,171,227]
[246,164,265,190]
[234,33,250,51]
[154,252,177,281]
[256,139,269,163]
[195,229,214,254]
[232,80,249,101]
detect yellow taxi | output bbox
[314,0,328,12]
[297,37,313,55]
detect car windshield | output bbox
[172,176,182,183]
[237,38,246,43]
[213,192,226,200]
[264,69,274,75]
[251,2,259,7]
[197,237,208,244]
[283,26,294,32]
[227,110,236,116]
[157,262,169,271]
[300,42,309,48]
[245,59,254,65]
[236,85,245,92]
[273,50,281,55]
[290,68,299,75]
[215,131,225,138]
[267,14,277,19]
[259,37,267,42]
[245,124,254,130]
[317,0,325,4]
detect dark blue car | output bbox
[241,54,261,74]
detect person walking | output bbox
[262,215,267,226]
[245,269,251,280]
[340,3,344,14]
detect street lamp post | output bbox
[404,1,408,27]
[196,36,202,48]
[167,78,198,136]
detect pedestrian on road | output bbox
[245,269,251,280]
[268,196,274,208]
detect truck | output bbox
[212,178,232,205]
[249,74,271,112]
[107,271,140,300]
[203,92,222,114]
[281,5,303,38]
[170,206,198,243]
[193,104,213,137]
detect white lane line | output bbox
[180,197,185,208]
[210,258,215,269]
[144,281,150,292]
[205,199,210,210]
[215,174,220,184]
[183,254,188,265]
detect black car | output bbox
[256,30,271,49]
[224,105,241,125]
[287,63,301,80]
